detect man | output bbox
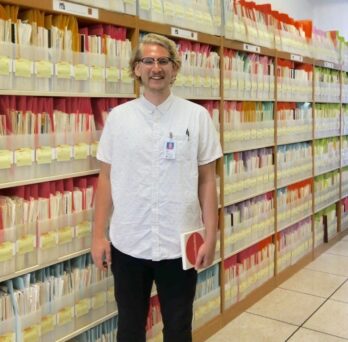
[91,33,222,342]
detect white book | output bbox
[180,227,205,270]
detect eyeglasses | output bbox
[139,57,173,66]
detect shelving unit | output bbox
[1,0,348,341]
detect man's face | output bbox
[134,44,178,94]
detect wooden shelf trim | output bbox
[224,232,275,260]
[0,248,90,283]
[0,169,100,190]
[1,0,137,27]
[222,38,276,57]
[0,90,136,98]
[138,19,221,46]
[224,185,275,207]
[276,50,314,64]
[57,310,119,342]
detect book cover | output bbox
[180,227,205,270]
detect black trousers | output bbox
[111,245,197,342]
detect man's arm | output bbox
[91,161,113,270]
[195,161,219,270]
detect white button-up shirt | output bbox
[97,94,222,260]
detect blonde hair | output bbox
[129,33,181,82]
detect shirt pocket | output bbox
[174,135,194,161]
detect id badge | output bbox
[164,139,176,159]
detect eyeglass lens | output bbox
[140,57,172,65]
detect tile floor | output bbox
[207,234,348,341]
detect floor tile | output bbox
[305,253,348,277]
[247,288,324,325]
[325,241,348,257]
[287,327,347,341]
[304,299,348,339]
[279,269,346,298]
[206,312,297,342]
[341,235,348,241]
[331,280,348,303]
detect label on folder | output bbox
[23,325,40,342]
[15,148,33,166]
[0,241,15,262]
[106,66,119,82]
[56,61,72,79]
[56,145,72,161]
[0,56,11,75]
[92,292,106,309]
[0,332,15,342]
[139,0,150,8]
[0,149,13,169]
[41,314,56,335]
[14,59,33,78]
[91,66,104,81]
[57,306,74,326]
[74,143,89,160]
[58,226,74,245]
[121,68,132,83]
[90,142,98,157]
[75,298,91,318]
[36,146,53,164]
[107,286,114,303]
[75,221,92,238]
[17,235,35,255]
[39,232,57,249]
[74,64,89,80]
[35,60,53,78]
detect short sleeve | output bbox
[96,111,114,165]
[198,108,223,165]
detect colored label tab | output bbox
[74,64,89,80]
[41,314,56,335]
[0,150,12,169]
[15,59,33,78]
[0,56,11,75]
[17,235,35,255]
[58,226,73,245]
[15,148,33,166]
[36,60,53,78]
[0,241,15,262]
[36,146,53,164]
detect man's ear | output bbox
[134,63,141,78]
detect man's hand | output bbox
[196,161,219,270]
[92,162,112,270]
[194,238,216,270]
[91,237,111,270]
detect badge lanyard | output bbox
[164,132,176,159]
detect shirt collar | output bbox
[138,93,175,115]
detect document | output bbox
[180,227,205,270]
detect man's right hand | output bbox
[91,237,111,270]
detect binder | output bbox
[180,227,205,270]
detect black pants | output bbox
[111,245,197,342]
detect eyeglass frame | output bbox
[138,56,174,66]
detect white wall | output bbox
[252,0,312,20]
[252,0,348,40]
[311,0,348,40]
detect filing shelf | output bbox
[1,1,348,342]
[0,248,90,283]
[56,310,119,342]
[0,90,137,98]
[0,169,100,190]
